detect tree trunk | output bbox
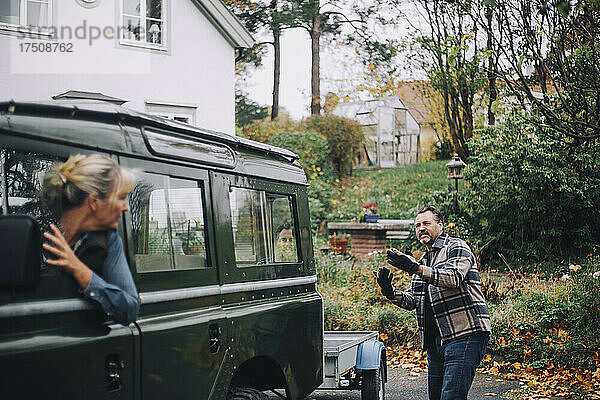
[271,27,281,120]
[310,16,321,115]
[486,5,497,126]
[444,88,469,162]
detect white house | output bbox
[0,0,253,134]
[333,96,421,169]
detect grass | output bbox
[328,160,450,221]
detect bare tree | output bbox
[405,0,488,161]
[290,0,398,115]
[479,0,600,143]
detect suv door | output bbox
[120,157,225,399]
[210,172,323,399]
[0,142,136,400]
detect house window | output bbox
[0,0,52,28]
[145,101,196,125]
[121,0,165,46]
[156,114,190,124]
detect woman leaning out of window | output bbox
[40,153,139,325]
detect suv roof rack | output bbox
[0,100,300,164]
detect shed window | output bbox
[230,187,298,265]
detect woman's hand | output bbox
[43,223,92,289]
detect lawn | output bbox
[328,160,450,221]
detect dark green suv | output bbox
[0,100,323,400]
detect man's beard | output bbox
[419,233,432,245]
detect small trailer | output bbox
[318,331,387,400]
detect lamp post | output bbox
[445,153,466,210]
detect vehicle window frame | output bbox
[0,135,124,302]
[211,171,304,284]
[229,186,301,267]
[119,156,217,292]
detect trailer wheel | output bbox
[226,387,268,400]
[361,364,385,400]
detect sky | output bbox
[243,28,313,121]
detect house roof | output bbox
[333,96,412,126]
[396,81,437,125]
[193,0,254,49]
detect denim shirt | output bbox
[78,230,139,325]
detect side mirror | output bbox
[0,215,41,287]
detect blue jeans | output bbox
[426,332,489,400]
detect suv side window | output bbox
[230,187,298,265]
[131,172,209,272]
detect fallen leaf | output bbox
[513,362,522,370]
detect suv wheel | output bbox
[227,387,269,400]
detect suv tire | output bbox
[227,387,269,400]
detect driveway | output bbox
[268,367,520,399]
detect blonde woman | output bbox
[40,154,139,325]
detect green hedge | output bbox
[268,130,335,231]
[465,118,600,269]
[418,118,600,271]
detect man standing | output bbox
[376,206,490,400]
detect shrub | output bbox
[487,256,600,371]
[268,130,335,231]
[316,251,418,347]
[240,115,300,143]
[235,91,268,127]
[307,179,334,231]
[267,130,332,181]
[464,117,600,270]
[302,115,364,177]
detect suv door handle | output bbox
[105,354,124,392]
[208,324,221,354]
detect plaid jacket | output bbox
[391,232,491,348]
